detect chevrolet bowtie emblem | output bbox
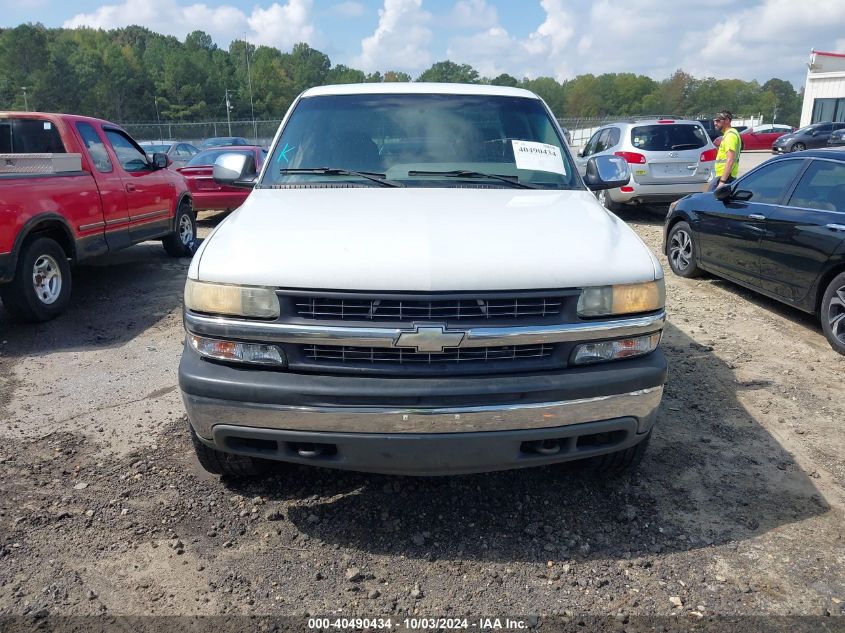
[395,325,466,353]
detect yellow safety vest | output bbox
[715,128,741,178]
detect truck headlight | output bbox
[189,334,287,367]
[577,280,665,317]
[184,279,279,319]
[572,332,661,365]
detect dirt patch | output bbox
[1,208,844,623]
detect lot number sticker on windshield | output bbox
[512,140,566,175]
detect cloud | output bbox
[446,0,845,86]
[449,0,498,30]
[448,0,577,81]
[329,1,366,18]
[63,0,317,50]
[353,0,432,73]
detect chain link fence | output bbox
[119,119,282,147]
[118,114,766,150]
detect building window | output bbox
[812,97,845,123]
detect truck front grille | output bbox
[293,296,563,321]
[302,344,554,365]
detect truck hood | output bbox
[192,187,661,290]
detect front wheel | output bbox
[0,236,72,322]
[163,202,197,257]
[587,430,651,474]
[189,425,273,478]
[791,142,806,152]
[821,271,845,355]
[666,221,702,278]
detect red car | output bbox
[714,124,794,151]
[177,146,266,212]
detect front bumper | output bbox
[180,345,667,474]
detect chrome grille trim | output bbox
[294,296,563,321]
[184,310,665,347]
[303,344,554,364]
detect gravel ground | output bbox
[1,203,844,631]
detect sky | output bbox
[3,0,845,87]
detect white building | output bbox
[800,50,845,127]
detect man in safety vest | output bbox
[708,110,741,191]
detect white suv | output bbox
[575,118,716,210]
[178,83,667,477]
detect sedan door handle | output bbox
[749,214,766,220]
[125,183,136,192]
[826,223,845,232]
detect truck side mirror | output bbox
[583,155,630,191]
[152,152,168,169]
[213,153,257,188]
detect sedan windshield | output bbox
[263,93,577,189]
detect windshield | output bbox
[263,93,577,189]
[630,124,708,151]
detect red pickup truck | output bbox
[0,112,194,321]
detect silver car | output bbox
[575,118,716,210]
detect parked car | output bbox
[697,119,719,141]
[574,118,716,210]
[179,83,667,478]
[664,149,845,354]
[714,124,794,151]
[772,122,845,153]
[177,146,266,212]
[0,112,195,321]
[828,128,845,147]
[139,140,199,168]
[199,136,249,149]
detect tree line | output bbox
[0,23,803,126]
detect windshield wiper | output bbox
[279,167,402,187]
[670,143,701,150]
[407,169,541,189]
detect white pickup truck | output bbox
[178,83,667,477]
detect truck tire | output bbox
[820,271,845,356]
[0,236,72,322]
[587,430,651,474]
[189,425,273,477]
[163,201,197,257]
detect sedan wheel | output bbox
[791,142,806,152]
[821,272,845,355]
[667,221,702,278]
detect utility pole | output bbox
[21,86,28,111]
[154,97,163,140]
[244,35,257,144]
[225,88,233,136]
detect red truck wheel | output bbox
[0,237,72,322]
[163,202,197,257]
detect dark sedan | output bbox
[772,121,845,153]
[664,150,845,354]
